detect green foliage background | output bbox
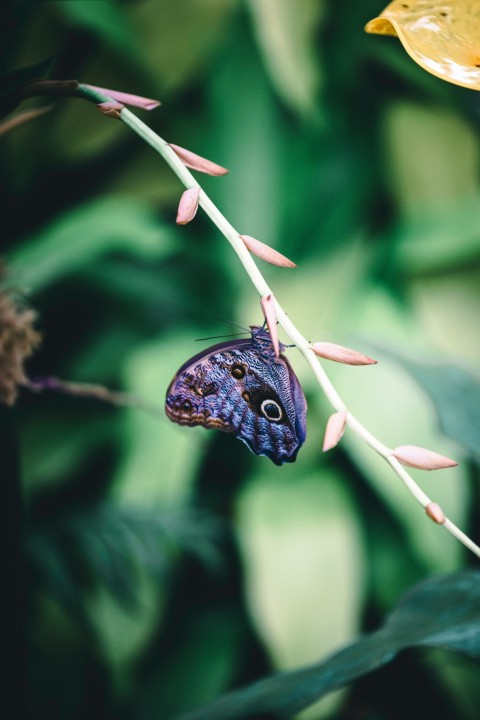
[2,1,480,718]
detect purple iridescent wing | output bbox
[165,327,307,465]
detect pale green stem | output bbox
[79,86,480,560]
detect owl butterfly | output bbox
[165,326,307,465]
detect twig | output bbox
[24,81,480,559]
[23,377,164,418]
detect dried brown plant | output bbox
[0,262,41,406]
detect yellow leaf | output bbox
[365,1,480,90]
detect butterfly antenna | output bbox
[196,332,249,342]
[213,317,249,332]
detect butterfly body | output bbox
[165,326,307,465]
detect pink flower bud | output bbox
[97,101,124,118]
[392,445,458,470]
[323,410,347,451]
[311,342,377,366]
[176,186,200,225]
[425,502,446,525]
[260,294,280,358]
[86,85,161,110]
[240,235,297,268]
[169,144,229,176]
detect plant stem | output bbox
[75,84,480,560]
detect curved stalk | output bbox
[76,85,480,560]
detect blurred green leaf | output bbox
[20,409,120,494]
[179,570,480,720]
[245,0,325,120]
[8,197,175,292]
[236,468,366,718]
[53,0,140,55]
[236,470,365,669]
[205,30,284,248]
[396,359,480,464]
[27,497,223,691]
[392,197,480,273]
[115,332,207,509]
[87,571,166,690]
[0,57,54,102]
[28,503,221,611]
[135,610,243,719]
[124,0,237,96]
[383,103,480,218]
[336,286,469,576]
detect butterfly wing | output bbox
[165,336,307,465]
[238,351,307,464]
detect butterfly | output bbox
[165,325,307,465]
